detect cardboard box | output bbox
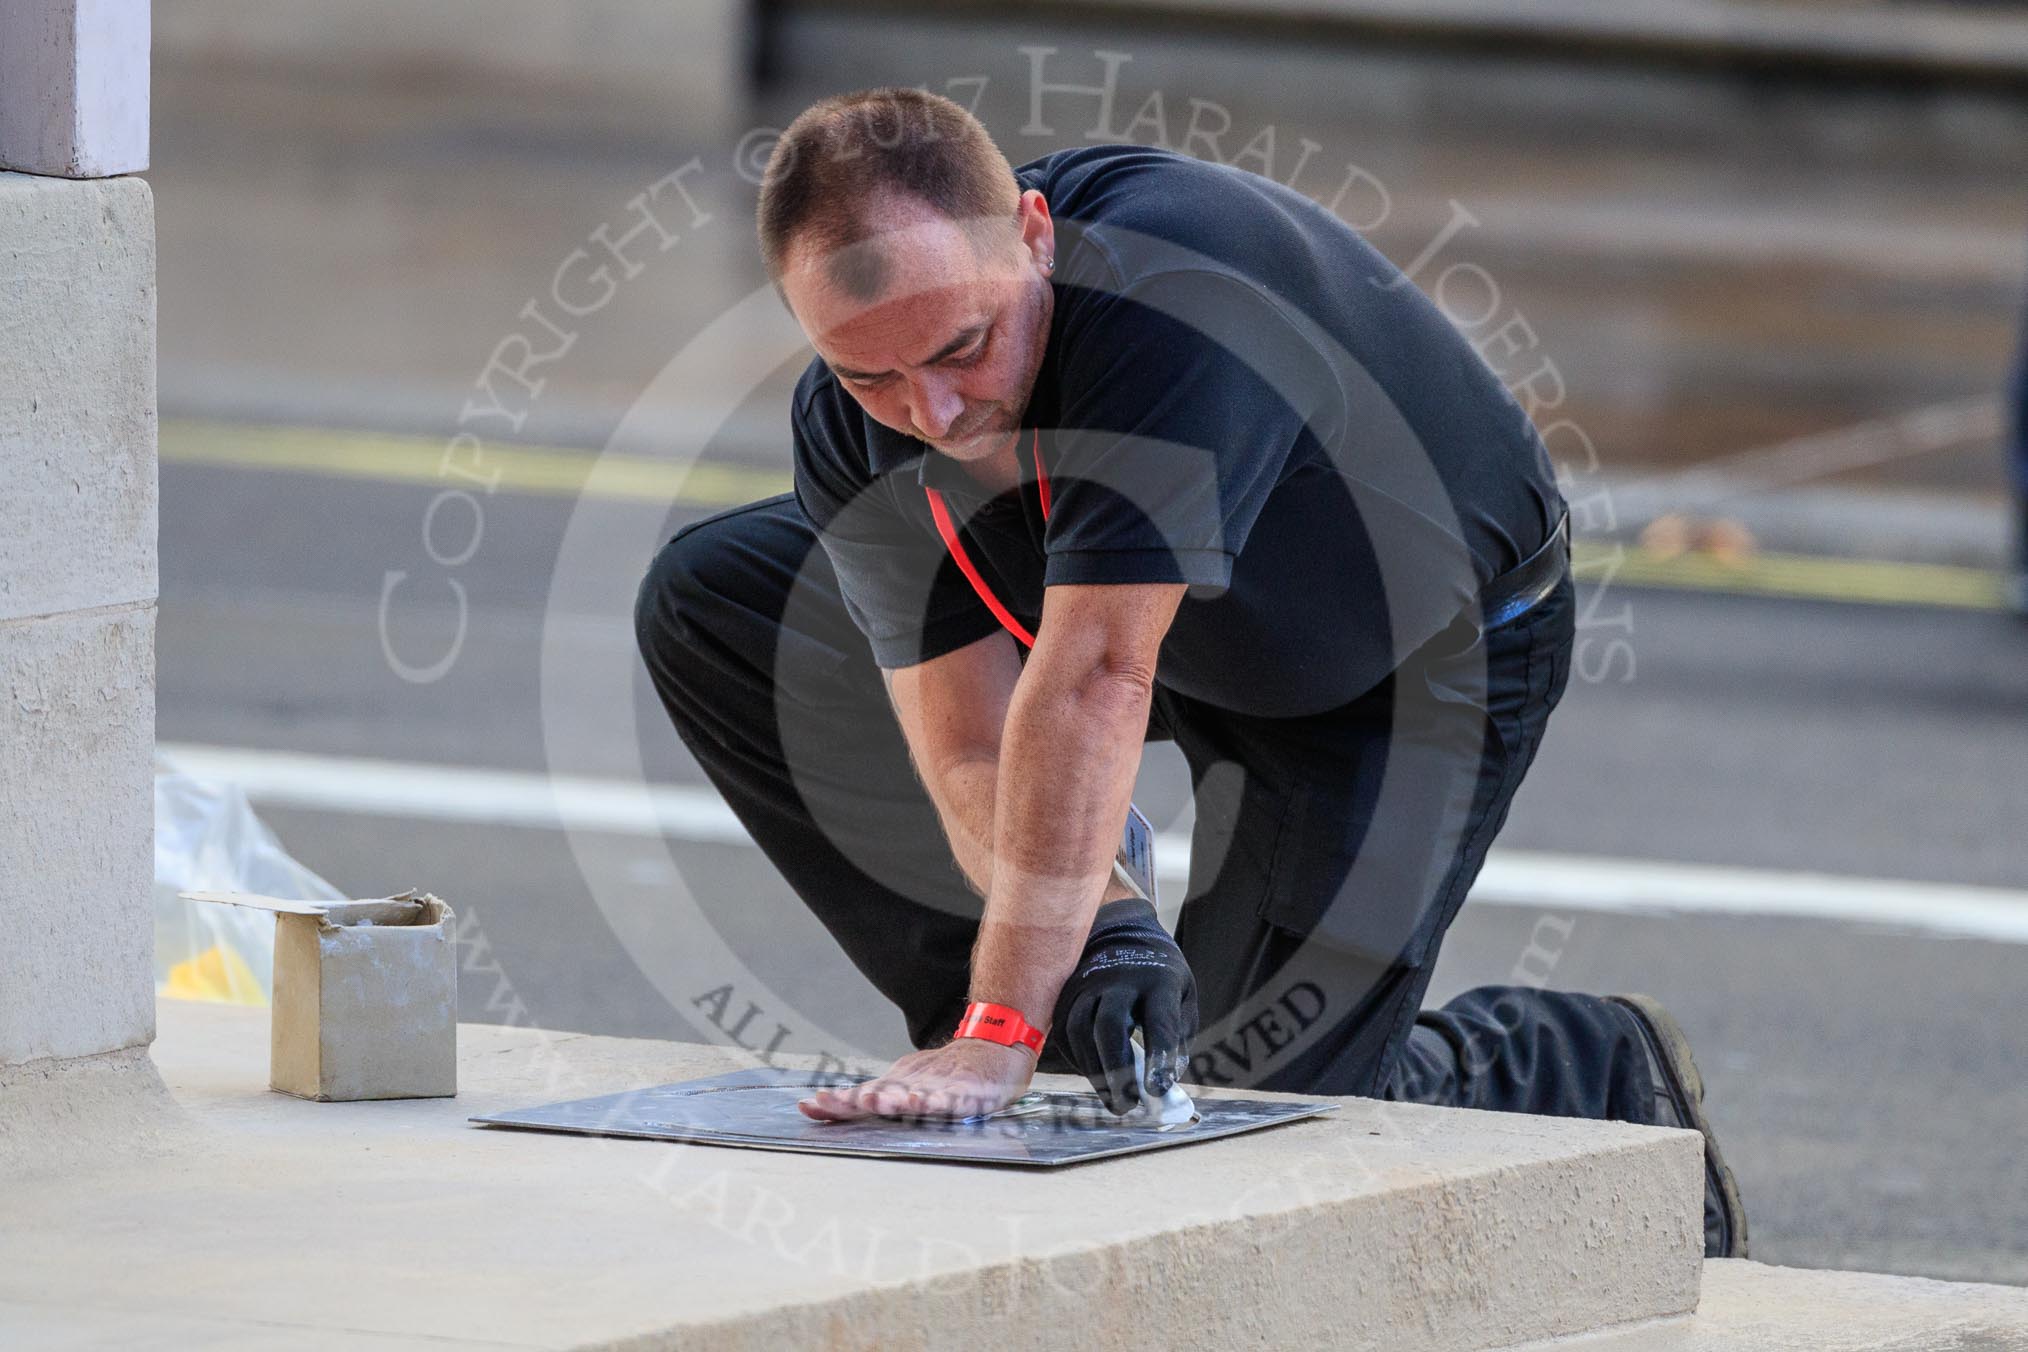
[182,890,458,1101]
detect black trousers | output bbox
[635,493,1656,1124]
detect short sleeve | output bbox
[791,394,1005,670]
[1042,270,1335,595]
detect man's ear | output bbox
[1016,189,1055,269]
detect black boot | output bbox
[1607,994,1750,1259]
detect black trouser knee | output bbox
[634,494,984,1051]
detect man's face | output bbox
[780,192,1055,466]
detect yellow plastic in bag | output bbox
[163,941,267,1006]
[155,764,344,1007]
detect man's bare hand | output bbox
[797,1038,1036,1122]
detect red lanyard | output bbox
[923,428,1050,648]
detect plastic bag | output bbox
[154,757,343,1006]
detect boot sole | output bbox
[1608,993,1750,1259]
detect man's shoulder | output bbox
[792,355,841,428]
[792,358,864,467]
[789,358,932,531]
[1025,146,1233,249]
[1026,146,1343,302]
[1017,143,1235,203]
[789,358,871,518]
[1024,144,1311,227]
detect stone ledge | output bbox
[0,171,157,625]
[1506,1258,2028,1348]
[0,999,1704,1351]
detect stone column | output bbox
[0,1,158,1146]
[0,0,149,178]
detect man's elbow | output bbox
[1073,652,1159,712]
[1034,581,1185,709]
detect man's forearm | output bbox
[968,661,1154,1029]
[926,754,1001,899]
[878,651,1005,899]
[919,748,1138,908]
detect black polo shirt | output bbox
[792,144,1560,719]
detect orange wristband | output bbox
[953,1001,1045,1057]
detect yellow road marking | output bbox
[1573,541,2010,612]
[161,419,792,508]
[163,419,2014,613]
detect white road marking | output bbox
[1464,851,2028,943]
[158,743,755,844]
[159,743,2028,945]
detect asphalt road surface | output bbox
[159,455,2028,1286]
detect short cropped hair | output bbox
[757,87,1022,298]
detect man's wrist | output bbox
[953,1000,1047,1058]
[1099,871,1141,905]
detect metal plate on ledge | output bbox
[470,1066,1335,1167]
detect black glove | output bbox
[1050,897,1198,1116]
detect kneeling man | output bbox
[636,88,1746,1257]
